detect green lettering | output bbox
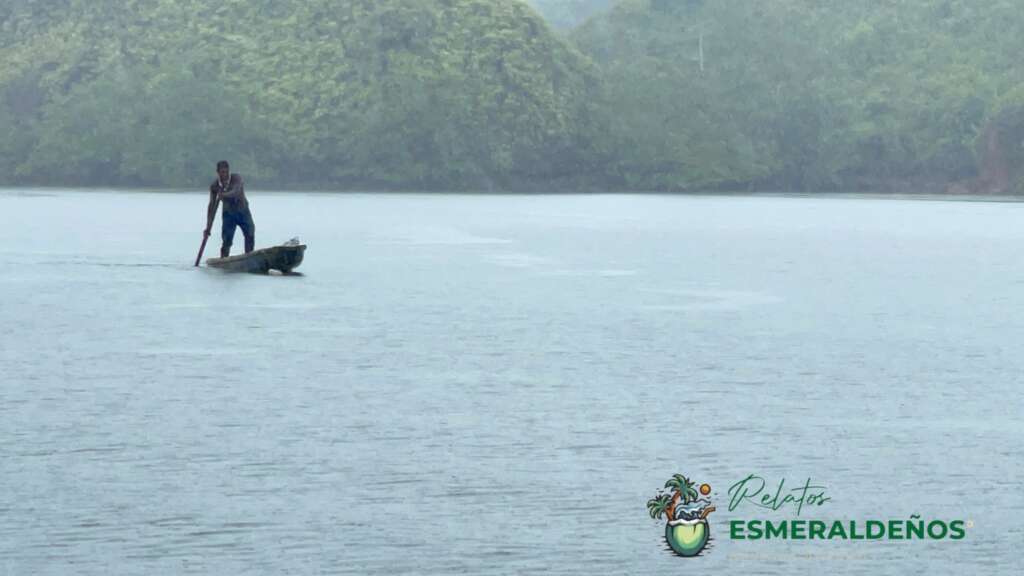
[866,520,885,540]
[809,520,827,539]
[849,521,864,540]
[748,520,763,540]
[790,520,807,540]
[949,520,966,540]
[887,520,904,540]
[906,516,925,539]
[765,520,788,539]
[828,520,847,539]
[730,520,746,540]
[927,521,948,540]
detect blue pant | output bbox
[221,209,255,257]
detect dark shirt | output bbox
[210,173,249,214]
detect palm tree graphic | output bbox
[647,474,715,557]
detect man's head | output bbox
[216,160,230,181]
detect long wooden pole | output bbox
[194,232,211,267]
[195,196,220,267]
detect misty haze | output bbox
[1,2,1021,575]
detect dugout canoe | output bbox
[206,243,306,274]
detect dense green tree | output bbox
[0,0,600,189]
[574,0,1024,191]
[2,0,1024,192]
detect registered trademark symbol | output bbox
[966,520,975,529]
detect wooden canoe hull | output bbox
[206,244,306,274]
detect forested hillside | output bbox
[0,0,600,189]
[1,0,1023,192]
[573,0,1024,193]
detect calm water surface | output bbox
[1,189,1021,574]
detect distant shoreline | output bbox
[3,185,1023,203]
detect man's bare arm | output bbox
[205,191,219,232]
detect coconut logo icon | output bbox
[646,474,716,557]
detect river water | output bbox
[1,189,1021,574]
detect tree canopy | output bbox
[2,0,1023,192]
[0,0,600,189]
[573,0,1024,192]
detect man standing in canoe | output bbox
[204,160,255,258]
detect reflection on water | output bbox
[1,189,1022,574]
